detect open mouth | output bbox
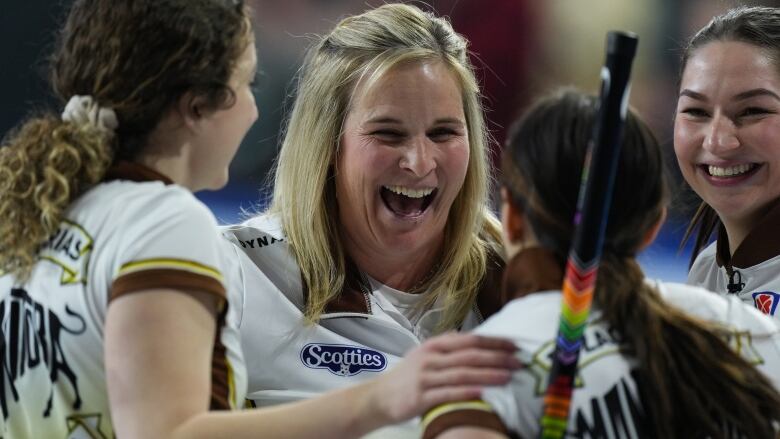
[701,163,760,178]
[380,185,438,218]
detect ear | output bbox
[639,207,667,251]
[177,92,209,130]
[500,187,526,243]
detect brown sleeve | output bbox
[422,401,509,439]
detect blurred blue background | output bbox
[6,0,774,283]
[196,187,695,283]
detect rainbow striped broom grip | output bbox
[539,31,638,439]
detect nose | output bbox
[399,137,436,177]
[250,93,259,122]
[703,113,740,153]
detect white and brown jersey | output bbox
[0,162,246,439]
[421,282,780,439]
[220,213,504,438]
[689,203,780,322]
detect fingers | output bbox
[424,348,522,371]
[422,332,517,354]
[422,367,513,389]
[421,385,484,410]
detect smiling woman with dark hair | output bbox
[676,7,780,322]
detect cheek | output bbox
[748,121,780,155]
[443,143,470,187]
[673,121,697,162]
[345,144,404,187]
[335,142,387,212]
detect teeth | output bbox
[708,164,754,177]
[384,185,435,198]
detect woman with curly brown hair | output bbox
[0,1,518,437]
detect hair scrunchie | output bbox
[61,95,118,133]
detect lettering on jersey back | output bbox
[300,343,387,376]
[569,369,649,438]
[1,288,86,420]
[238,235,285,250]
[521,325,650,437]
[39,220,93,285]
[527,325,623,395]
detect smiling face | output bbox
[335,60,469,265]
[674,40,780,237]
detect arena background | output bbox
[4,0,780,283]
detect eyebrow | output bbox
[734,88,780,101]
[363,116,465,126]
[679,88,780,102]
[679,89,707,101]
[364,117,403,125]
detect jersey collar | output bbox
[716,200,780,269]
[306,250,506,320]
[103,161,174,184]
[500,247,563,303]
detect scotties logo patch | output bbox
[300,343,387,377]
[752,292,780,316]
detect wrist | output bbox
[342,379,395,437]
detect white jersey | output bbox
[0,163,247,439]
[220,214,503,438]
[422,282,780,439]
[689,219,780,322]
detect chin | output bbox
[193,174,229,192]
[385,226,442,254]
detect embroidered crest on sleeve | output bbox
[752,291,780,316]
[39,220,93,285]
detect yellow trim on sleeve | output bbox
[227,358,237,409]
[117,258,223,282]
[422,400,494,428]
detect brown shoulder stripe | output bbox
[422,401,508,439]
[210,307,236,410]
[111,269,226,302]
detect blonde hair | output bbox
[0,0,253,281]
[269,3,502,330]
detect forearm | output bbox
[172,380,390,439]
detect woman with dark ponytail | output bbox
[676,7,780,321]
[0,1,518,437]
[422,89,780,439]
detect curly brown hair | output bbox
[0,0,253,280]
